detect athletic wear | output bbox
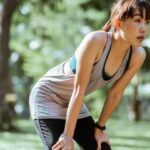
[70,55,77,74]
[70,47,132,80]
[33,117,97,150]
[29,32,132,120]
[30,32,130,150]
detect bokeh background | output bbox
[0,0,150,150]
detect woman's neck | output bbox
[112,31,131,56]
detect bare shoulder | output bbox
[75,31,108,63]
[85,31,107,46]
[130,46,146,67]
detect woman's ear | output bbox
[114,19,121,29]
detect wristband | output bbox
[95,122,106,130]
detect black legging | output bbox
[33,116,111,150]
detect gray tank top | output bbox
[29,32,132,119]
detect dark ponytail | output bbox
[101,20,112,32]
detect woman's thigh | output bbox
[33,119,65,150]
[33,116,97,150]
[74,116,97,150]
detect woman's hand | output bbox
[94,128,110,150]
[52,133,75,150]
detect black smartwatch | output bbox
[95,122,106,130]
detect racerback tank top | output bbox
[29,32,132,119]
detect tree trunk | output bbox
[0,0,20,131]
[131,84,141,121]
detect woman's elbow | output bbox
[108,90,123,101]
[72,85,85,99]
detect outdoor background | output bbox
[0,0,150,150]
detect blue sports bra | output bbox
[70,55,77,74]
[69,55,115,79]
[70,47,132,80]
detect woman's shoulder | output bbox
[85,31,107,45]
[80,31,108,56]
[132,46,146,59]
[130,46,146,67]
[74,31,109,64]
[75,31,108,55]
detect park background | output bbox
[0,0,150,149]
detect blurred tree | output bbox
[0,0,20,130]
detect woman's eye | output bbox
[135,19,141,23]
[146,20,150,24]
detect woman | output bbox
[29,0,150,150]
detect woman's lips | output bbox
[137,36,144,42]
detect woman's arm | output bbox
[97,46,146,127]
[64,31,106,137]
[52,31,107,150]
[94,47,146,150]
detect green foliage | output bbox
[80,0,113,11]
[10,0,108,80]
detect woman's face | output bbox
[120,8,150,47]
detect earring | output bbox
[115,20,121,28]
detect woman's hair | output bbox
[102,0,150,32]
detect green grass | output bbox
[0,118,150,150]
[107,119,150,150]
[0,119,43,150]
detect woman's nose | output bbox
[140,22,147,34]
